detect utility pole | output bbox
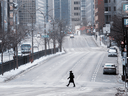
[53,20,56,53]
[14,3,18,69]
[1,0,5,75]
[44,22,47,56]
[32,16,34,62]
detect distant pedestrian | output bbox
[66,71,75,87]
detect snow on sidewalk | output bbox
[0,51,65,82]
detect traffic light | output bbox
[121,41,125,56]
[121,41,125,49]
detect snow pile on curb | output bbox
[0,51,65,82]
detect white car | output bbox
[108,49,116,53]
[108,52,117,57]
[109,47,117,52]
[103,63,117,74]
[70,34,74,38]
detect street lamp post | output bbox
[32,17,34,61]
[1,0,5,75]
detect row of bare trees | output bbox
[0,18,67,74]
[0,24,29,75]
[47,19,67,53]
[110,9,124,47]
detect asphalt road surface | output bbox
[0,35,123,96]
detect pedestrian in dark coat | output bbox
[66,71,75,87]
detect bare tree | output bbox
[56,20,67,52]
[110,8,123,47]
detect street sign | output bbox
[106,24,110,33]
[123,4,128,11]
[42,35,49,38]
[124,19,128,27]
[103,27,106,33]
[122,17,128,29]
[123,4,128,13]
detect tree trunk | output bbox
[1,51,3,75]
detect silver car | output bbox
[70,34,74,38]
[103,63,117,74]
[108,52,117,57]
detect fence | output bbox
[0,48,59,75]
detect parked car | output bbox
[108,47,117,57]
[109,46,117,52]
[70,34,74,38]
[108,52,117,57]
[103,63,117,74]
[108,49,117,53]
[21,43,31,54]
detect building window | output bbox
[109,7,111,11]
[114,0,115,3]
[105,7,108,11]
[72,18,80,21]
[104,0,108,3]
[74,7,80,10]
[109,0,111,3]
[114,6,116,11]
[74,1,80,4]
[74,13,80,16]
[108,15,111,21]
[105,15,108,22]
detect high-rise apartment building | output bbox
[104,0,116,24]
[71,0,81,31]
[48,0,54,21]
[54,0,70,25]
[85,0,94,26]
[1,0,8,32]
[0,2,1,31]
[81,0,86,21]
[18,0,36,25]
[36,0,46,29]
[94,0,104,32]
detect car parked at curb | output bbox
[109,46,117,52]
[103,63,117,74]
[70,34,74,38]
[108,52,117,57]
[108,48,117,57]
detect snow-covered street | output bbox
[0,35,123,96]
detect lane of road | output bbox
[0,35,121,96]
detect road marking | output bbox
[103,79,110,82]
[91,53,105,82]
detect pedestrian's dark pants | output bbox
[123,65,125,75]
[67,81,75,87]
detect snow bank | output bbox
[0,50,65,82]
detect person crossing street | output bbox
[66,71,75,87]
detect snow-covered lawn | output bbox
[0,50,65,82]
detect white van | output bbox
[21,43,31,54]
